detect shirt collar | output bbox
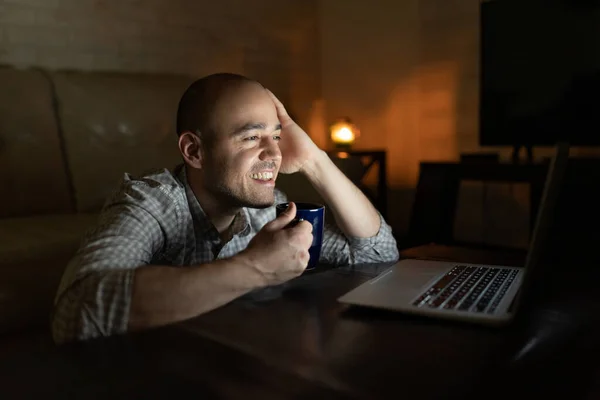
[235,207,252,237]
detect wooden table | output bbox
[1,245,598,399]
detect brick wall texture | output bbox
[0,0,321,126]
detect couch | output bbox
[0,65,196,337]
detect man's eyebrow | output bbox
[231,122,266,136]
[231,122,281,136]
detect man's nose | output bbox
[259,138,281,161]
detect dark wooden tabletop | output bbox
[1,244,598,399]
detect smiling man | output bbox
[51,73,399,344]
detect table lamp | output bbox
[329,117,359,149]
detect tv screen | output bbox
[480,0,600,146]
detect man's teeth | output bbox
[250,172,274,180]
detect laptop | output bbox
[338,142,570,326]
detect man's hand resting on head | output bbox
[238,202,313,286]
[266,88,382,239]
[266,89,323,175]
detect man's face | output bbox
[200,82,282,209]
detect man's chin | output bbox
[245,198,275,209]
[230,192,274,209]
[242,186,276,209]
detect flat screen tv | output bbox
[480,0,600,147]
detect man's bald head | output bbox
[176,73,261,144]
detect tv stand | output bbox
[511,144,534,163]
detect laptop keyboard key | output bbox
[412,265,469,306]
[457,268,498,311]
[487,269,519,314]
[413,265,519,313]
[443,268,486,309]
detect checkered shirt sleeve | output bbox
[51,176,183,344]
[321,212,399,265]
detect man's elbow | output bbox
[51,287,85,345]
[351,246,399,265]
[50,280,109,345]
[385,248,400,263]
[372,248,399,264]
[375,240,400,263]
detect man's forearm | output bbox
[128,255,264,331]
[301,150,381,238]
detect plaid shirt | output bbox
[52,164,399,343]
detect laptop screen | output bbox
[511,142,570,316]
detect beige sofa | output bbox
[0,65,195,336]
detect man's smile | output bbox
[249,171,274,180]
[248,170,276,186]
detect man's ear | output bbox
[178,131,204,169]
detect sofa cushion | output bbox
[51,70,195,212]
[0,66,73,218]
[0,213,98,334]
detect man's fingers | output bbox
[289,221,313,248]
[286,219,312,233]
[267,202,297,231]
[298,220,313,233]
[266,89,293,124]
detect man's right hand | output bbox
[238,202,313,287]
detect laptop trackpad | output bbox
[340,259,455,306]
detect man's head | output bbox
[176,73,282,210]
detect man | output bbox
[52,73,398,344]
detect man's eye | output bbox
[244,136,259,141]
[273,135,281,141]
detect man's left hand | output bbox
[267,89,322,175]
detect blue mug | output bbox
[276,202,325,270]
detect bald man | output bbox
[51,73,399,343]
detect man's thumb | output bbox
[267,202,297,231]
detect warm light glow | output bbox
[335,127,354,142]
[329,118,359,148]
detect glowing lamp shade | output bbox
[329,118,359,149]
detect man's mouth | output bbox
[249,171,274,181]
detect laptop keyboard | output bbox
[412,265,519,314]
